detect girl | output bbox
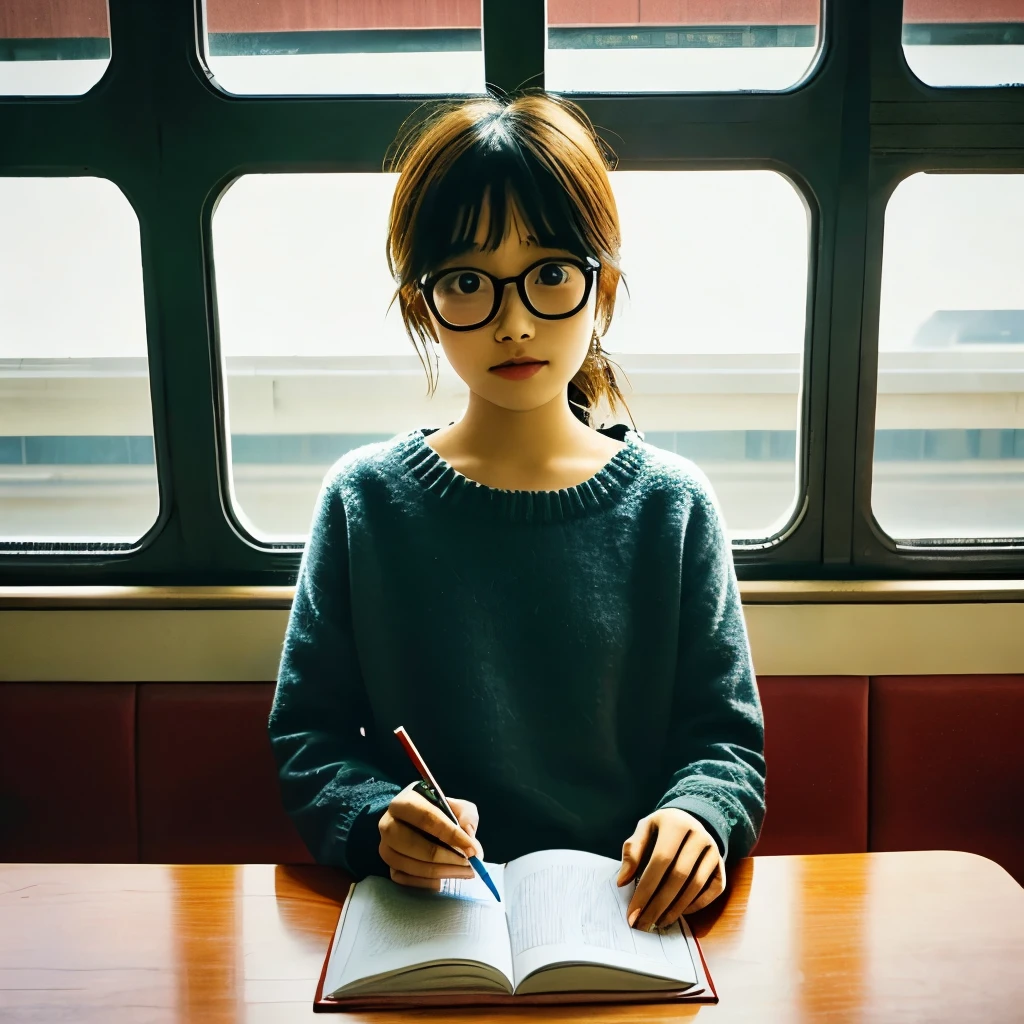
[269,91,765,932]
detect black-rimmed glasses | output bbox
[419,255,600,331]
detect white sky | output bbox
[0,169,807,359]
[210,169,810,358]
[878,173,1024,350]
[3,44,1023,96]
[2,26,1023,363]
[2,169,1022,361]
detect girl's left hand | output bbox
[616,808,726,929]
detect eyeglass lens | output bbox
[431,260,587,327]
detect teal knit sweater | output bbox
[269,425,765,880]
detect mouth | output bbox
[489,358,548,370]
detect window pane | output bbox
[212,171,808,543]
[546,0,822,93]
[201,0,483,96]
[0,0,110,96]
[873,173,1024,541]
[0,178,158,544]
[902,0,1024,88]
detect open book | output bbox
[314,848,716,1009]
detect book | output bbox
[313,847,718,1010]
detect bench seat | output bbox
[1,676,1021,886]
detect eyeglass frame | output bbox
[418,255,601,332]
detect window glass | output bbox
[546,0,823,93]
[211,171,809,543]
[874,173,1024,541]
[902,0,1024,88]
[0,177,158,544]
[0,0,110,96]
[201,0,483,96]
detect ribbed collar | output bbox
[399,426,647,523]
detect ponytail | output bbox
[567,333,636,431]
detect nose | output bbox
[493,280,535,343]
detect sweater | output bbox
[268,424,766,880]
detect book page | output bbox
[503,849,698,993]
[324,863,512,996]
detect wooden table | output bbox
[1,850,1022,1023]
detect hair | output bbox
[384,88,634,430]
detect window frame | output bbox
[0,0,1021,584]
[847,0,1024,573]
[854,158,1024,572]
[896,0,1024,94]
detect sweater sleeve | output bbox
[654,473,766,863]
[268,472,402,879]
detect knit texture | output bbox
[269,425,766,879]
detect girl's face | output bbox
[422,190,597,415]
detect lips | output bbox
[490,361,547,380]
[490,359,547,370]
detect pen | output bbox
[393,725,501,902]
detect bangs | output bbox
[409,121,591,277]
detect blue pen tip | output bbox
[468,856,501,901]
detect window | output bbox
[211,170,809,542]
[0,177,158,544]
[873,173,1024,542]
[546,0,823,93]
[4,1,1023,580]
[210,174,437,540]
[902,0,1024,88]
[604,171,809,541]
[200,0,484,96]
[0,0,110,96]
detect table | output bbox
[1,850,1022,1023]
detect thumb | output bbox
[617,816,654,886]
[447,797,480,842]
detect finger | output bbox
[381,845,477,881]
[389,867,445,891]
[617,817,655,887]
[669,846,721,918]
[626,820,689,927]
[448,797,479,840]
[679,861,727,917]
[381,816,472,866]
[657,854,724,926]
[393,791,480,856]
[634,838,703,931]
[406,821,474,860]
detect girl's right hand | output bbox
[378,781,484,889]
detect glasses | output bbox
[419,255,600,332]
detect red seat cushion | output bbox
[137,683,312,864]
[0,683,137,861]
[754,676,869,855]
[869,675,1024,885]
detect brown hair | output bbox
[384,89,634,429]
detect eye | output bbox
[439,271,482,295]
[535,262,571,286]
